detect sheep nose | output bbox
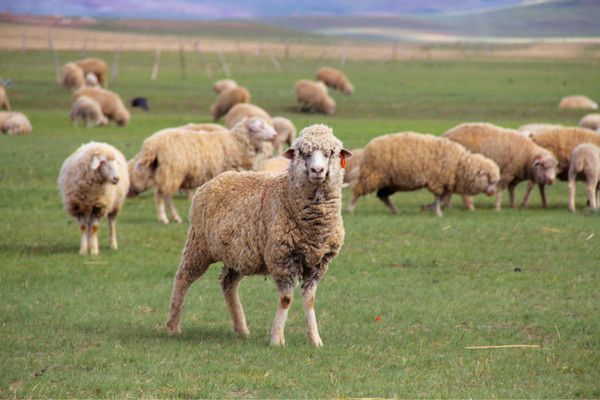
[112,177,120,184]
[311,166,324,174]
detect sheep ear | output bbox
[340,149,352,158]
[90,156,102,170]
[283,148,295,160]
[248,118,263,132]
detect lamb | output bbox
[0,111,32,135]
[295,80,335,114]
[62,62,85,90]
[347,132,500,217]
[518,123,563,137]
[210,86,251,121]
[0,84,10,110]
[224,103,272,128]
[579,114,600,132]
[260,156,290,173]
[272,116,297,155]
[443,123,557,210]
[212,79,238,94]
[316,66,354,95]
[342,148,364,187]
[74,87,130,126]
[76,57,108,87]
[128,117,277,224]
[559,95,598,110]
[567,144,600,212]
[166,124,351,346]
[70,96,109,128]
[58,142,129,255]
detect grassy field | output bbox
[1,50,600,398]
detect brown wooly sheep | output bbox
[166,124,351,346]
[62,62,85,90]
[0,84,10,111]
[210,86,251,121]
[272,116,297,155]
[224,103,272,129]
[0,111,32,135]
[74,87,130,126]
[559,95,598,110]
[347,132,500,217]
[526,127,600,207]
[316,66,354,95]
[212,79,238,94]
[343,148,364,187]
[295,80,335,114]
[579,114,600,132]
[568,144,600,212]
[70,95,109,128]
[444,123,557,210]
[76,57,108,87]
[128,117,276,224]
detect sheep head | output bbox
[91,154,120,184]
[457,153,499,197]
[530,151,557,185]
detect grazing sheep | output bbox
[295,80,335,114]
[579,114,600,132]
[525,127,600,207]
[0,84,10,110]
[343,148,364,187]
[444,123,557,210]
[224,103,272,129]
[316,66,354,95]
[177,122,228,133]
[272,116,297,155]
[559,95,598,110]
[76,57,108,87]
[70,96,108,128]
[74,87,130,126]
[212,79,238,94]
[166,124,351,346]
[128,117,276,224]
[0,111,32,135]
[210,86,251,121]
[62,62,85,90]
[58,142,129,255]
[347,132,500,217]
[518,123,563,137]
[568,144,600,212]
[260,156,290,173]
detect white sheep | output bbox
[559,95,598,110]
[166,124,351,346]
[579,114,600,133]
[568,143,600,212]
[0,111,32,135]
[58,142,129,255]
[70,96,108,128]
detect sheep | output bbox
[212,79,238,94]
[295,80,335,114]
[210,86,251,121]
[70,96,108,128]
[74,87,130,126]
[58,142,129,255]
[525,127,600,207]
[0,111,32,135]
[166,124,351,346]
[176,122,228,133]
[85,72,100,88]
[128,117,277,224]
[567,144,600,212]
[316,66,354,95]
[272,116,297,155]
[579,114,600,132]
[347,132,500,217]
[342,148,364,187]
[0,84,10,110]
[518,123,563,137]
[76,57,108,87]
[443,123,557,210]
[224,103,272,129]
[62,62,85,90]
[260,156,290,173]
[559,95,598,110]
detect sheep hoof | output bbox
[270,336,285,346]
[174,217,183,224]
[309,337,323,347]
[159,217,169,224]
[166,322,181,335]
[79,249,88,256]
[236,328,251,338]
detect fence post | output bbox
[179,40,187,79]
[48,30,61,83]
[151,48,160,80]
[217,50,231,77]
[111,44,121,82]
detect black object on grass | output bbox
[131,97,149,111]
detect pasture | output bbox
[1,49,600,398]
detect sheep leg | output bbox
[88,219,100,256]
[494,188,504,211]
[270,283,294,346]
[166,244,212,335]
[433,195,443,217]
[520,181,535,208]
[108,212,118,250]
[165,195,182,223]
[220,267,250,338]
[376,188,398,214]
[587,181,597,210]
[442,192,452,209]
[78,217,89,255]
[568,179,576,211]
[538,184,548,208]
[508,183,517,209]
[156,191,169,224]
[346,193,359,214]
[302,283,323,347]
[462,195,475,211]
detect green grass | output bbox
[1,50,600,398]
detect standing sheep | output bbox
[559,95,598,110]
[210,86,251,121]
[62,62,85,90]
[295,80,335,114]
[444,123,557,210]
[272,116,296,155]
[0,84,10,110]
[212,79,238,94]
[70,96,108,128]
[128,117,276,224]
[76,57,108,87]
[316,66,354,95]
[0,111,32,135]
[166,124,351,346]
[224,103,272,128]
[568,144,600,212]
[342,148,364,187]
[579,114,600,132]
[74,87,130,126]
[58,142,129,255]
[347,133,500,217]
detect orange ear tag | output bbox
[340,154,347,169]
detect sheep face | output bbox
[463,154,500,197]
[127,158,153,197]
[247,117,277,142]
[97,115,109,126]
[531,154,557,185]
[341,82,354,95]
[91,155,120,184]
[323,97,336,114]
[114,108,130,126]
